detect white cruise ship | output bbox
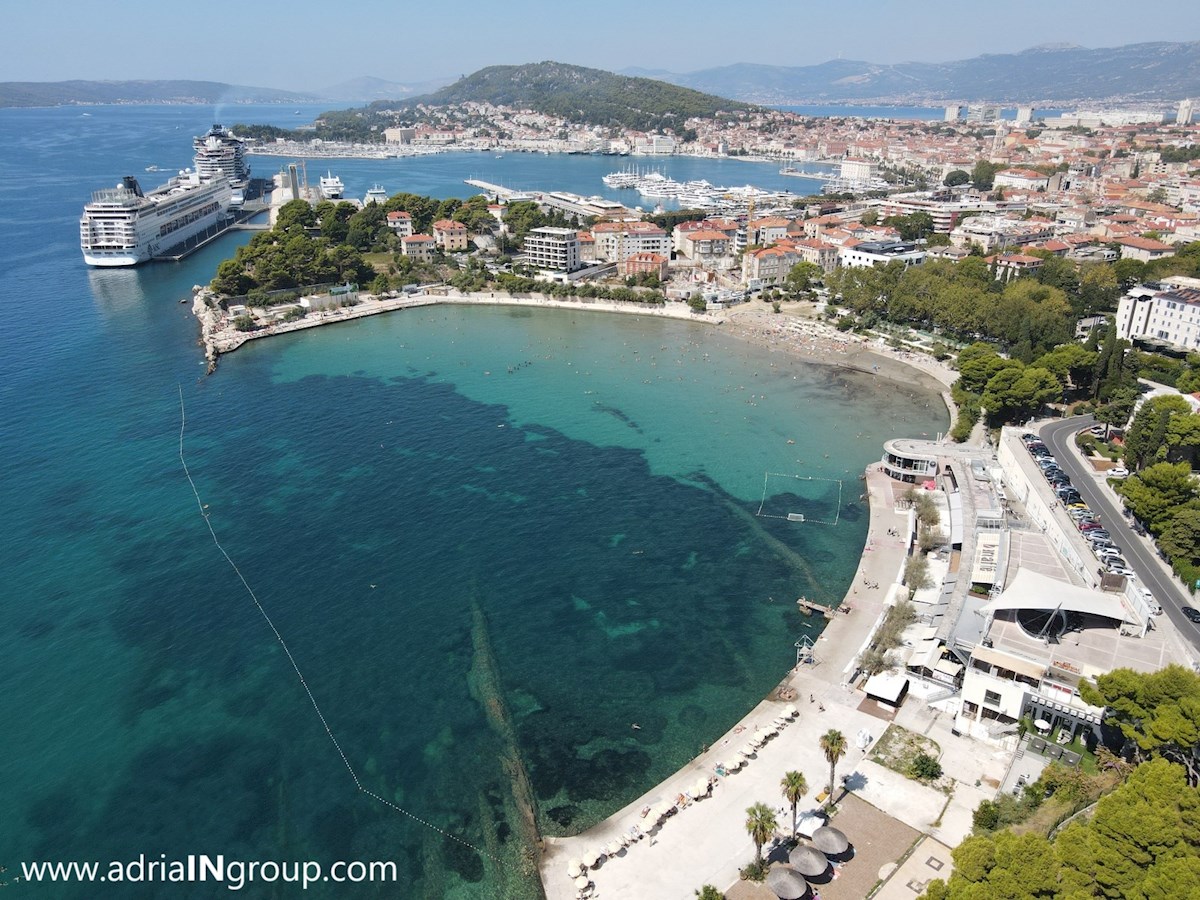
[319,172,345,200]
[363,183,388,205]
[80,171,232,267]
[193,124,250,205]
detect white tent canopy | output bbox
[864,671,909,704]
[981,569,1136,625]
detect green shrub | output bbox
[910,752,943,781]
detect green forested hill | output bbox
[378,61,751,131]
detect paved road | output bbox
[1038,415,1200,650]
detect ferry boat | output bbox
[363,183,388,205]
[319,172,345,200]
[193,124,250,205]
[80,171,232,267]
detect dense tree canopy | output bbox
[920,759,1200,900]
[1124,395,1194,470]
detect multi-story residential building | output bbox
[741,245,799,286]
[838,240,926,269]
[401,234,436,261]
[879,194,1027,234]
[990,252,1045,281]
[790,238,840,274]
[1115,277,1200,352]
[993,168,1051,192]
[621,251,669,280]
[1116,235,1177,262]
[678,229,734,265]
[523,227,581,273]
[386,211,414,237]
[676,220,739,255]
[840,158,878,182]
[746,216,791,246]
[949,216,1054,253]
[591,222,670,264]
[432,219,469,252]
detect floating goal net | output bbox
[755,472,844,525]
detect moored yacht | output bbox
[319,172,345,200]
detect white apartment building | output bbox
[839,240,926,269]
[590,222,670,263]
[523,227,581,273]
[840,158,878,182]
[1115,278,1200,352]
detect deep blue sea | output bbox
[0,103,945,898]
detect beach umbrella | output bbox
[784,704,798,717]
[582,848,601,868]
[567,859,583,878]
[605,840,622,857]
[788,845,829,877]
[766,864,809,899]
[574,874,590,890]
[692,777,710,798]
[812,825,849,854]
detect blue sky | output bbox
[5,0,1198,91]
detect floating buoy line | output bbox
[177,386,498,863]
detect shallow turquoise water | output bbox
[0,105,946,898]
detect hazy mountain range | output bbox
[0,76,451,108]
[4,40,1200,109]
[623,41,1200,105]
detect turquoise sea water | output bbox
[0,104,945,898]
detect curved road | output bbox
[1039,415,1200,650]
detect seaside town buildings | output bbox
[274,98,1200,304]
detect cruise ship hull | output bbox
[83,249,151,267]
[80,175,231,268]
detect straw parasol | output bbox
[567,859,583,878]
[788,844,829,877]
[766,864,809,899]
[812,825,849,854]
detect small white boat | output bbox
[319,172,345,200]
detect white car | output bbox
[1110,466,1129,478]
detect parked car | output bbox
[1085,531,1112,543]
[1110,466,1129,478]
[1080,522,1103,532]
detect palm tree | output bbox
[780,770,809,837]
[744,802,778,863]
[819,729,847,799]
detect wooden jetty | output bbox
[796,596,834,619]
